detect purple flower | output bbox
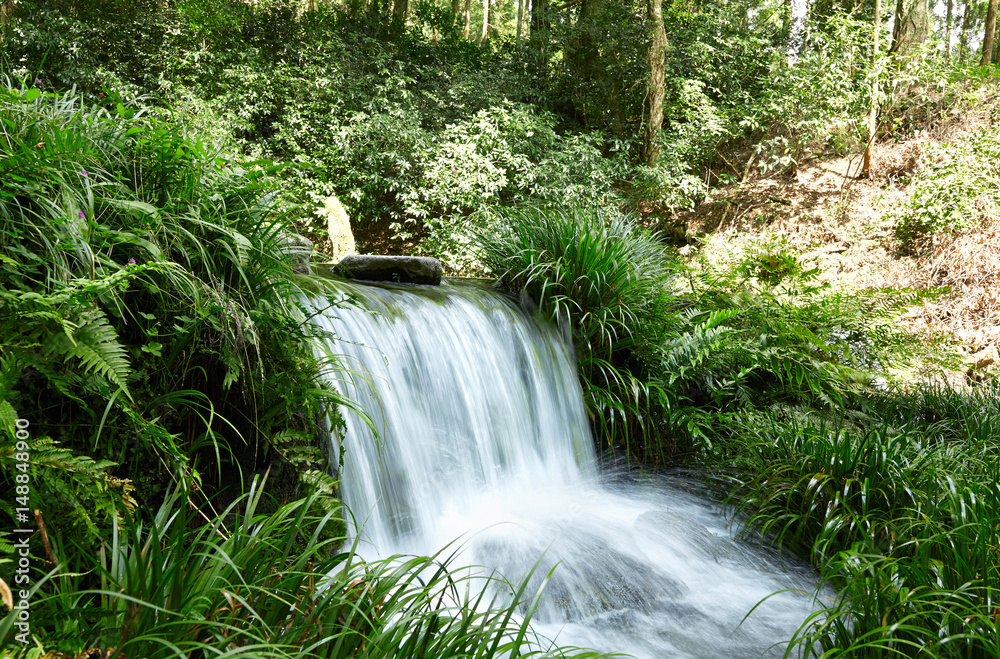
[78,211,85,218]
[34,78,40,85]
[128,258,136,265]
[82,169,88,177]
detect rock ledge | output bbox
[335,254,442,285]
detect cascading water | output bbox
[310,278,825,658]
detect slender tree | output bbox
[530,0,550,73]
[0,1,12,34]
[643,0,667,167]
[393,0,408,24]
[516,0,523,45]
[983,0,998,65]
[531,0,549,43]
[945,0,954,59]
[959,1,972,61]
[480,0,490,41]
[862,0,881,178]
[463,0,471,38]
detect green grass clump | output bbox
[474,205,684,460]
[720,383,1000,657]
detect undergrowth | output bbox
[894,126,1000,250]
[719,383,1000,657]
[0,79,346,619]
[475,209,946,463]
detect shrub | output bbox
[738,12,873,174]
[722,384,1000,658]
[894,127,1000,250]
[273,96,626,272]
[690,235,946,410]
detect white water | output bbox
[311,279,825,658]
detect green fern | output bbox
[45,309,131,396]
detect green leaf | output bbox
[0,400,16,440]
[101,198,160,220]
[140,341,163,357]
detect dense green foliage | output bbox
[0,82,353,649]
[476,208,946,461]
[3,0,995,271]
[0,78,343,510]
[0,0,890,270]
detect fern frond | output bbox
[45,309,132,399]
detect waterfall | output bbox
[310,279,824,659]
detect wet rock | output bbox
[475,529,687,623]
[279,232,313,273]
[636,510,723,563]
[335,254,443,285]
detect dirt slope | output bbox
[681,89,1000,377]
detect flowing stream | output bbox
[310,278,825,658]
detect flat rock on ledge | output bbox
[335,254,443,285]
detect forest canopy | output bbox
[3,0,996,271]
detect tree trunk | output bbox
[516,0,523,46]
[945,0,953,60]
[0,2,13,33]
[889,0,929,55]
[959,1,972,61]
[862,0,881,178]
[480,0,489,42]
[463,0,471,39]
[983,0,998,66]
[643,0,667,167]
[567,0,620,131]
[392,0,408,24]
[531,0,549,43]
[530,0,550,73]
[452,0,462,29]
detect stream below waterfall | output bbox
[309,278,827,659]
